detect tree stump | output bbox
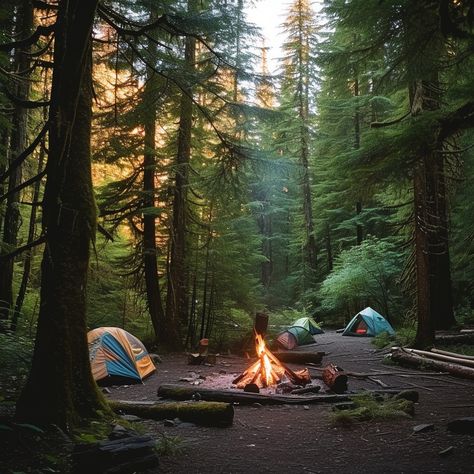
[322,364,348,393]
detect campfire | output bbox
[232,332,311,390]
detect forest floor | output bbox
[105,331,474,474]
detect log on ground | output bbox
[109,399,234,427]
[390,348,474,380]
[273,351,325,364]
[157,384,403,405]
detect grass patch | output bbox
[330,394,414,425]
[155,434,183,456]
[372,326,416,349]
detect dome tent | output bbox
[292,316,324,335]
[87,327,156,385]
[341,307,395,337]
[276,325,316,350]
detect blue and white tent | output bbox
[342,307,395,337]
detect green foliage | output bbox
[0,331,34,400]
[331,394,414,425]
[155,434,183,456]
[372,326,416,349]
[319,237,404,325]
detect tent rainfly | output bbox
[292,317,324,335]
[87,327,156,385]
[342,307,395,337]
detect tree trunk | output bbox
[354,73,363,246]
[413,153,434,348]
[166,0,198,347]
[15,0,109,429]
[142,63,166,343]
[0,0,33,325]
[429,154,455,329]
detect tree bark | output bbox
[142,60,166,343]
[15,0,109,429]
[165,0,198,347]
[0,0,33,324]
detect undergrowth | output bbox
[330,394,414,425]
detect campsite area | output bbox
[103,331,474,474]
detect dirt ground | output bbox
[106,331,474,474]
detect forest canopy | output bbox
[0,0,473,428]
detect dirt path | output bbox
[106,331,474,473]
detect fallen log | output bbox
[431,348,474,361]
[109,399,234,427]
[401,348,474,368]
[273,351,325,364]
[390,348,474,380]
[435,333,474,345]
[157,384,402,405]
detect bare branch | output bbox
[0,235,46,263]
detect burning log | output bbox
[232,333,311,389]
[109,399,234,427]
[273,351,325,365]
[322,364,348,393]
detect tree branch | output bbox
[0,122,49,183]
[371,111,410,128]
[0,235,46,263]
[0,24,55,52]
[0,170,47,203]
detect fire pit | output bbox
[232,332,311,391]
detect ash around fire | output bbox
[178,370,325,396]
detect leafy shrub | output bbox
[0,331,34,400]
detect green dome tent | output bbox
[342,307,395,337]
[292,317,324,335]
[276,325,316,350]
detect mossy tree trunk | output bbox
[0,0,33,325]
[15,0,109,429]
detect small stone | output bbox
[303,405,309,410]
[109,424,135,440]
[219,370,227,375]
[121,414,141,422]
[447,417,474,435]
[164,419,176,427]
[413,423,434,433]
[102,387,111,394]
[252,402,263,408]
